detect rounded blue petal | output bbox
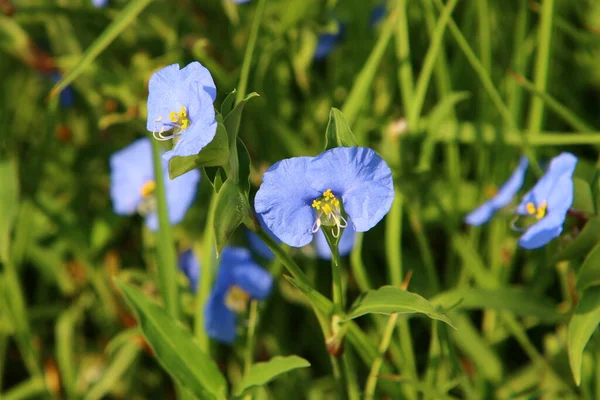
[314,22,343,60]
[205,293,237,343]
[308,147,394,232]
[518,212,566,250]
[314,225,355,259]
[164,165,200,225]
[232,262,273,300]
[178,250,201,292]
[109,138,153,216]
[255,157,320,247]
[465,156,528,225]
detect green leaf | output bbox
[0,159,19,263]
[224,92,259,142]
[116,281,227,399]
[204,167,226,193]
[221,89,237,117]
[568,286,600,386]
[324,108,358,151]
[168,122,229,179]
[237,138,251,197]
[431,287,561,323]
[213,180,252,254]
[284,276,333,316]
[572,177,595,215]
[576,242,600,292]
[554,217,600,262]
[345,286,453,327]
[233,356,311,397]
[48,0,153,99]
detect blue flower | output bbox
[314,225,355,260]
[178,250,200,292]
[91,0,109,7]
[50,72,74,108]
[205,247,273,343]
[255,146,394,248]
[109,137,200,231]
[514,153,577,249]
[465,156,529,226]
[314,21,344,60]
[370,4,386,26]
[146,62,217,161]
[233,0,252,3]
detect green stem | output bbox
[242,300,259,400]
[363,313,398,399]
[149,137,179,320]
[235,0,267,104]
[394,0,415,127]
[330,241,344,311]
[194,190,218,348]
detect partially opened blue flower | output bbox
[178,250,200,292]
[314,21,344,60]
[205,247,273,343]
[514,153,577,249]
[147,62,217,161]
[255,146,394,248]
[110,138,200,231]
[314,225,355,260]
[465,156,529,226]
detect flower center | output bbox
[526,200,547,220]
[311,189,347,237]
[153,106,191,141]
[138,180,157,216]
[224,285,250,313]
[140,180,156,198]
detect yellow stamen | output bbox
[140,180,156,198]
[312,200,321,210]
[526,202,536,215]
[224,285,250,313]
[168,106,190,130]
[526,201,547,220]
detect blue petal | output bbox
[109,138,154,216]
[164,165,200,225]
[516,153,577,215]
[307,147,394,232]
[314,22,343,60]
[247,214,278,260]
[465,156,528,225]
[255,157,320,247]
[91,0,109,7]
[145,212,158,232]
[232,262,273,300]
[370,5,386,26]
[314,225,355,259]
[518,211,566,249]
[205,292,237,343]
[233,0,252,3]
[162,90,217,160]
[547,173,574,214]
[179,61,217,101]
[178,250,201,292]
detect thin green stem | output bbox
[385,193,403,286]
[149,137,179,320]
[242,300,259,400]
[364,313,398,399]
[342,352,360,400]
[236,0,267,104]
[395,0,415,126]
[330,242,344,311]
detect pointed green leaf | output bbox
[572,178,595,215]
[345,286,453,327]
[554,217,600,262]
[168,122,229,179]
[233,356,310,397]
[237,138,251,197]
[204,167,226,193]
[324,108,358,151]
[213,180,251,254]
[224,92,259,141]
[568,286,600,386]
[284,276,333,316]
[576,242,600,292]
[0,159,19,262]
[221,89,237,117]
[117,281,227,400]
[48,0,153,99]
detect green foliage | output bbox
[233,356,310,397]
[568,286,600,386]
[324,108,358,151]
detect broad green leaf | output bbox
[568,286,600,386]
[554,217,600,262]
[237,138,251,197]
[168,122,230,179]
[221,89,237,116]
[576,242,600,292]
[233,356,311,397]
[432,287,561,323]
[572,178,595,215]
[0,159,19,262]
[324,108,358,151]
[48,0,153,99]
[117,281,227,399]
[213,180,252,254]
[224,92,259,142]
[345,286,453,327]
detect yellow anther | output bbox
[526,202,536,215]
[169,111,178,122]
[168,106,190,130]
[332,198,340,207]
[224,285,250,313]
[312,200,321,210]
[536,201,547,220]
[140,180,156,198]
[323,189,335,200]
[322,203,332,215]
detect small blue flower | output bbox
[314,21,344,60]
[178,250,200,292]
[205,247,273,343]
[255,146,394,248]
[109,137,200,231]
[370,4,386,26]
[314,225,355,260]
[50,72,74,108]
[514,153,577,249]
[91,0,109,7]
[465,156,529,226]
[147,62,217,161]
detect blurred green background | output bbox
[2,0,600,399]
